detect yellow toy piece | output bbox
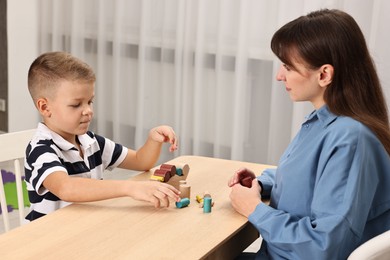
[196,194,204,203]
[150,175,164,182]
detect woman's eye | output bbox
[283,64,291,71]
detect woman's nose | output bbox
[276,65,286,81]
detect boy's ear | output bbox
[36,98,51,117]
[318,64,334,87]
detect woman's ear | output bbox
[36,98,51,118]
[318,64,334,87]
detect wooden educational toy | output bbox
[149,162,190,190]
[203,196,212,213]
[196,192,214,212]
[240,176,254,188]
[179,180,191,199]
[175,198,190,208]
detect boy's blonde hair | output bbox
[28,52,96,105]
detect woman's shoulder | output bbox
[317,106,368,136]
[328,115,380,144]
[332,115,363,129]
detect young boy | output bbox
[25,51,180,221]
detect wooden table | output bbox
[0,156,274,260]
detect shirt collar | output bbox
[305,105,338,127]
[37,122,95,151]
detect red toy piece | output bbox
[240,176,254,188]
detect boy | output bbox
[25,51,180,221]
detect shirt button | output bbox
[304,124,309,128]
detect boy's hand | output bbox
[129,181,181,208]
[150,125,178,152]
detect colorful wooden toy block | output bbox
[175,198,190,208]
[203,197,212,213]
[149,162,190,190]
[240,176,254,188]
[179,181,191,199]
[196,192,214,212]
[153,169,172,182]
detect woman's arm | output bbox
[247,138,380,259]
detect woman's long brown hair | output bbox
[271,9,390,155]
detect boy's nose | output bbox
[82,106,93,116]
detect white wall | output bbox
[7,0,40,132]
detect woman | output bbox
[228,9,390,259]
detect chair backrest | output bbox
[0,129,35,232]
[348,230,390,260]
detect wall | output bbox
[7,0,40,132]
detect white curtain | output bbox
[37,0,390,165]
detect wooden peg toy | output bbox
[203,197,212,213]
[175,198,190,208]
[149,162,190,190]
[196,192,214,212]
[240,176,254,188]
[179,182,191,199]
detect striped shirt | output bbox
[24,123,128,221]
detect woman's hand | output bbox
[230,178,262,217]
[228,168,256,188]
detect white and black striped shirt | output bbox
[24,123,128,221]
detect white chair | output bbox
[348,230,390,260]
[0,129,35,232]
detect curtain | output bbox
[37,0,390,166]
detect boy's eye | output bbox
[283,64,291,71]
[70,104,81,108]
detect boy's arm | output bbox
[118,125,178,171]
[43,171,180,207]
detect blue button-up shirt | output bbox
[250,105,390,259]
